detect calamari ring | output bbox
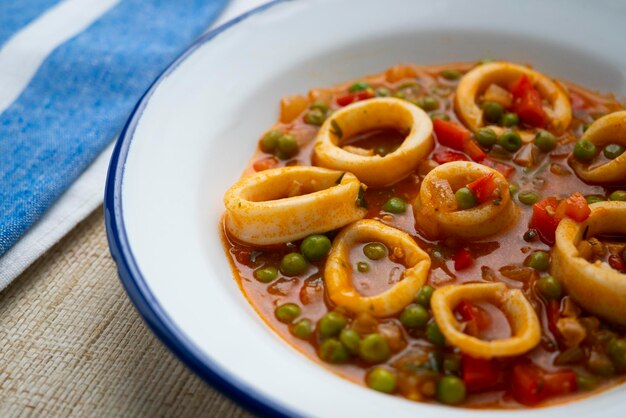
[551,201,626,325]
[431,283,541,359]
[224,166,367,245]
[455,61,572,136]
[313,97,434,188]
[413,161,518,239]
[324,219,431,317]
[570,111,626,183]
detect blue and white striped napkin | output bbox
[0,0,261,290]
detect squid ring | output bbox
[324,219,431,317]
[224,166,367,245]
[455,61,572,136]
[413,161,518,239]
[570,111,626,184]
[431,283,541,359]
[551,201,626,325]
[313,97,434,188]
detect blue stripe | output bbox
[0,0,62,47]
[0,0,228,255]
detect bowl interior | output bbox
[117,0,626,416]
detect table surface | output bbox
[0,208,254,417]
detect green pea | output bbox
[609,190,626,201]
[339,328,361,354]
[359,333,391,363]
[509,182,519,196]
[482,101,504,124]
[280,252,308,276]
[356,261,370,273]
[475,128,498,148]
[498,131,522,152]
[366,367,396,393]
[276,134,299,159]
[291,318,313,340]
[304,109,325,126]
[363,242,387,260]
[603,144,625,159]
[275,303,301,324]
[382,197,407,214]
[576,373,598,391]
[436,376,466,404]
[430,112,450,121]
[526,251,550,271]
[443,354,462,375]
[588,351,615,376]
[400,304,429,329]
[582,123,591,132]
[455,187,477,210]
[441,69,462,80]
[607,338,626,371]
[319,311,348,338]
[375,87,391,97]
[300,234,332,262]
[254,266,278,283]
[419,96,439,111]
[534,130,558,152]
[500,112,519,127]
[518,191,540,206]
[260,130,282,152]
[310,101,328,113]
[586,195,606,204]
[573,138,597,162]
[319,338,350,363]
[349,81,371,92]
[537,275,563,300]
[426,321,446,347]
[416,285,434,307]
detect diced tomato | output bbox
[467,173,497,204]
[509,74,534,99]
[457,301,491,337]
[555,192,591,222]
[253,156,279,172]
[462,355,499,392]
[482,158,515,179]
[464,139,486,162]
[433,150,468,164]
[609,254,626,272]
[529,197,560,246]
[511,363,577,406]
[454,248,473,271]
[433,119,471,151]
[336,89,374,106]
[509,75,547,128]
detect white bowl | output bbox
[104,0,626,416]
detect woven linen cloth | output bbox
[0,0,229,290]
[0,208,254,417]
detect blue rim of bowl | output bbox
[103,1,304,417]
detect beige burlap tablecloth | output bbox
[0,208,253,417]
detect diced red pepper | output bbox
[336,89,374,106]
[464,139,486,162]
[546,299,561,341]
[529,197,560,246]
[433,119,471,151]
[253,156,279,172]
[454,248,473,271]
[462,355,499,392]
[482,158,515,179]
[555,192,591,222]
[511,363,577,406]
[458,301,491,337]
[509,75,547,128]
[234,249,252,265]
[609,254,626,272]
[467,173,497,204]
[433,150,468,164]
